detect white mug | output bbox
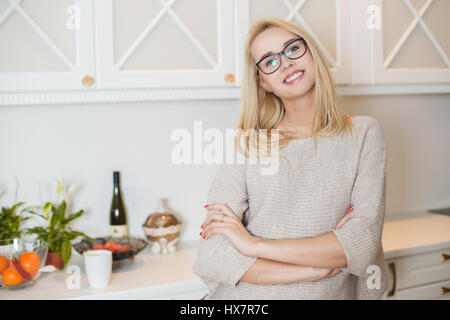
[84,250,112,289]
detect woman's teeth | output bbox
[284,71,304,83]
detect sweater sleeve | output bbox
[192,162,257,288]
[332,119,387,278]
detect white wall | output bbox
[0,94,449,242]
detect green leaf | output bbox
[62,209,84,225]
[43,202,52,216]
[61,238,72,268]
[25,209,47,220]
[9,202,24,213]
[56,201,67,221]
[49,202,61,230]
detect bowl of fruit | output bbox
[0,238,48,290]
[72,237,147,262]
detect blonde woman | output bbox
[193,18,388,300]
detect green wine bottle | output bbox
[109,171,129,237]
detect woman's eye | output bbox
[287,46,299,56]
[266,59,278,67]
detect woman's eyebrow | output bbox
[258,37,299,61]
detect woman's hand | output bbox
[201,204,260,257]
[335,204,353,230]
[312,267,343,281]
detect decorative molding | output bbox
[0,87,241,105]
[0,85,449,106]
[337,84,450,95]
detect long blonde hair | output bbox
[235,18,354,159]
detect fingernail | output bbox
[203,236,205,239]
[199,232,202,236]
[201,225,203,229]
[204,205,209,208]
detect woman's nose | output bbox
[280,55,294,71]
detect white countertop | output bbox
[0,240,206,300]
[1,211,449,299]
[382,211,450,259]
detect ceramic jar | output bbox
[142,198,182,254]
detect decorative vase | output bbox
[142,198,182,254]
[45,251,64,270]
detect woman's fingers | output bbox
[202,204,240,231]
[202,221,228,240]
[335,205,354,229]
[329,268,342,277]
[335,213,351,229]
[202,213,228,227]
[316,268,342,281]
[205,203,234,217]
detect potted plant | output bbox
[0,180,30,254]
[25,177,91,269]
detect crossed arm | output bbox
[201,204,351,285]
[241,232,347,284]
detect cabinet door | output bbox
[235,0,352,85]
[372,0,450,84]
[395,279,450,300]
[0,0,95,92]
[95,0,235,89]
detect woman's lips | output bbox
[283,70,305,84]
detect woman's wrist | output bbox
[251,237,265,257]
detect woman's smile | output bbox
[283,69,305,84]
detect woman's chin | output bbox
[277,84,315,100]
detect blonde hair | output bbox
[235,18,355,159]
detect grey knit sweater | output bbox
[193,115,389,300]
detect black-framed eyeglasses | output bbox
[256,38,308,75]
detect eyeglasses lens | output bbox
[259,39,306,74]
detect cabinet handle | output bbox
[441,287,450,295]
[442,254,450,262]
[82,75,95,87]
[387,262,396,297]
[225,73,235,83]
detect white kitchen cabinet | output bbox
[369,0,450,85]
[95,0,236,89]
[0,0,449,105]
[383,247,450,300]
[0,0,95,92]
[235,0,352,85]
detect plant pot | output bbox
[45,252,64,270]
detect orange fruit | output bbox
[0,256,8,274]
[2,267,24,285]
[105,241,116,248]
[29,270,38,279]
[19,252,41,274]
[119,244,131,252]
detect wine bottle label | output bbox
[110,225,128,238]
